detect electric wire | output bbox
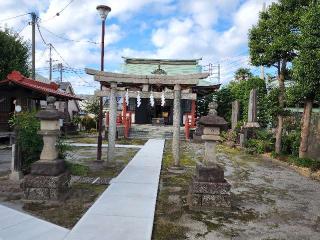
[36,21,96,88]
[40,0,76,22]
[36,22,49,46]
[39,25,99,45]
[17,21,29,35]
[51,44,92,85]
[0,13,29,23]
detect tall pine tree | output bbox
[293,2,320,158]
[248,0,310,153]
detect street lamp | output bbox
[96,5,111,161]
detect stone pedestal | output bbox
[188,164,231,210]
[188,101,231,211]
[22,172,70,201]
[22,96,70,202]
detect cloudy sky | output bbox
[0,0,275,94]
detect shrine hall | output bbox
[91,57,220,126]
[86,57,220,163]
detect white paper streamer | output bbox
[137,91,141,108]
[150,92,155,107]
[125,89,129,106]
[161,92,165,107]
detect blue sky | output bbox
[0,0,275,94]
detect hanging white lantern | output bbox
[150,91,155,107]
[137,91,141,108]
[125,89,129,106]
[161,91,165,107]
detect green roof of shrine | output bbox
[121,57,220,88]
[121,57,202,75]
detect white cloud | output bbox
[149,0,276,84]
[0,0,277,93]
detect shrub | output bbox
[246,139,267,154]
[245,129,274,154]
[57,136,73,159]
[81,115,96,131]
[288,156,320,172]
[9,111,43,172]
[282,130,300,157]
[221,130,237,142]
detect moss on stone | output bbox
[23,183,107,229]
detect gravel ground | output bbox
[154,141,320,240]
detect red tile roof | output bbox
[2,71,82,100]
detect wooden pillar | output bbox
[107,82,117,162]
[191,100,196,127]
[172,84,181,166]
[122,97,127,123]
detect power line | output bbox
[0,13,29,23]
[50,44,91,85]
[36,22,49,46]
[38,46,49,62]
[39,25,99,45]
[40,0,76,22]
[17,21,29,34]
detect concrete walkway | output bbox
[0,204,69,240]
[65,139,165,240]
[69,143,143,149]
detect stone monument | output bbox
[188,101,231,210]
[231,100,240,130]
[245,89,260,128]
[22,96,70,201]
[240,89,260,147]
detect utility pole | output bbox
[260,2,266,81]
[31,12,37,80]
[58,63,63,82]
[218,64,221,84]
[49,44,52,81]
[260,65,265,81]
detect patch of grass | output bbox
[168,173,193,188]
[156,187,183,221]
[152,220,188,240]
[180,153,196,166]
[288,156,320,172]
[71,137,98,144]
[218,144,241,155]
[116,138,147,145]
[87,166,123,179]
[23,183,106,228]
[70,137,146,146]
[66,162,89,176]
[72,183,106,195]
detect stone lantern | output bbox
[188,101,231,210]
[22,96,70,201]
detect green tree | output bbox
[292,3,320,158]
[229,77,269,127]
[83,96,100,122]
[248,0,309,153]
[234,68,253,82]
[216,87,233,123]
[0,28,30,80]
